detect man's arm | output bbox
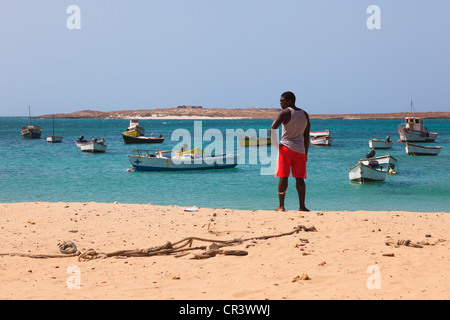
[303,112,310,161]
[270,109,290,148]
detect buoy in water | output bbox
[398,139,401,143]
[126,168,131,172]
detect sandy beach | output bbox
[0,202,448,300]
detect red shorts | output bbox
[275,145,307,178]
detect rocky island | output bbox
[38,106,450,120]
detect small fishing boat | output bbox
[128,148,239,171]
[360,154,398,171]
[238,136,271,147]
[398,100,437,142]
[46,115,63,143]
[405,143,441,156]
[21,106,42,139]
[310,130,330,137]
[122,133,164,144]
[75,136,104,148]
[80,138,107,153]
[368,137,393,149]
[123,119,145,137]
[348,161,387,183]
[310,135,331,146]
[310,130,331,146]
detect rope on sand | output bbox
[385,238,445,248]
[0,224,316,260]
[0,252,78,259]
[78,224,317,261]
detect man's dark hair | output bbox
[281,91,296,103]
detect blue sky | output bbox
[1,0,449,116]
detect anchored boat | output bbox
[80,138,107,153]
[46,115,63,143]
[123,119,145,137]
[368,137,393,149]
[359,154,398,171]
[398,100,437,142]
[21,106,41,139]
[310,130,331,146]
[348,161,387,183]
[128,148,239,171]
[405,143,441,156]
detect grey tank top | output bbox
[280,107,308,154]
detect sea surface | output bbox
[1,117,449,212]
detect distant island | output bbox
[38,107,450,120]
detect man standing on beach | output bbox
[270,91,310,212]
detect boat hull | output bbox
[76,138,104,148]
[80,141,107,153]
[311,136,331,146]
[122,133,164,144]
[348,162,386,183]
[47,136,63,143]
[398,128,437,142]
[129,154,239,171]
[405,143,441,156]
[368,139,393,149]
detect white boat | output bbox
[46,115,63,143]
[47,136,63,143]
[238,136,271,147]
[80,138,107,153]
[311,135,331,146]
[359,154,398,171]
[310,130,331,146]
[348,161,387,183]
[76,136,104,148]
[368,138,393,149]
[128,148,239,171]
[405,143,441,156]
[310,130,330,137]
[398,100,437,142]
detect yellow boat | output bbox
[123,119,145,137]
[122,129,141,137]
[238,136,271,147]
[175,146,204,156]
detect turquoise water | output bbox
[1,117,449,212]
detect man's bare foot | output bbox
[299,207,310,212]
[275,207,286,212]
